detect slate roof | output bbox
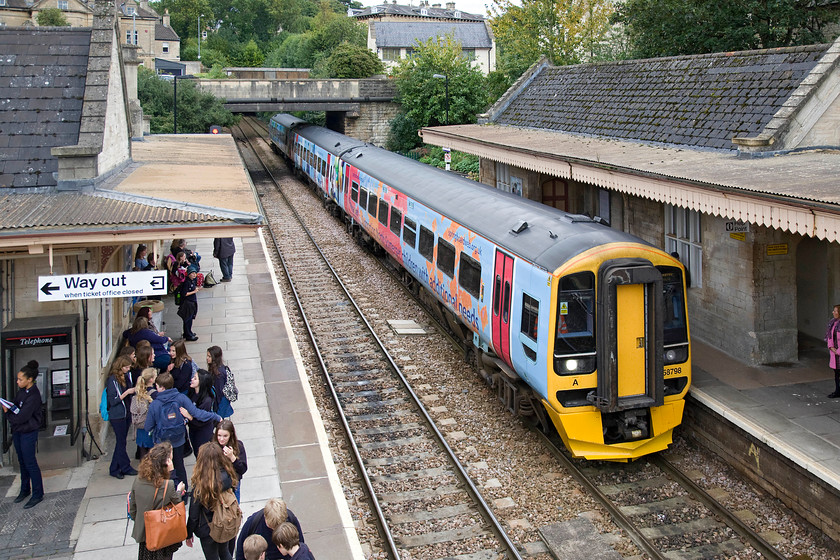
[0,27,90,189]
[155,22,179,41]
[352,3,483,21]
[491,45,832,151]
[374,21,492,49]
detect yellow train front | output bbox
[543,244,690,461]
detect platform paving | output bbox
[0,233,363,559]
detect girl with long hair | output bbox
[172,339,195,394]
[131,368,158,460]
[214,420,247,503]
[124,316,173,370]
[105,355,136,478]
[1,360,44,509]
[180,369,216,452]
[187,443,238,559]
[129,442,185,559]
[206,346,233,418]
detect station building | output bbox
[0,1,261,469]
[421,38,840,367]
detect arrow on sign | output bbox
[150,275,166,290]
[41,282,59,296]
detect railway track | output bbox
[233,117,522,560]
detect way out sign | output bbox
[38,271,167,302]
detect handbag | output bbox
[143,480,187,551]
[222,366,238,403]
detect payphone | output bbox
[1,314,82,469]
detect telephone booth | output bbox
[1,315,83,469]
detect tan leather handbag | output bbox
[143,480,187,551]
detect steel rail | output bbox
[235,117,523,560]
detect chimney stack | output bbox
[163,8,170,27]
[446,1,455,9]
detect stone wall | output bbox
[344,102,401,146]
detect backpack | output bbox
[99,387,109,422]
[208,488,242,543]
[155,398,185,444]
[203,270,218,288]
[222,366,238,403]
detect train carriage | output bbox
[269,116,691,461]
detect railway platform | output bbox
[0,234,363,559]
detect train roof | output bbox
[296,125,368,157]
[342,144,654,271]
[270,114,307,129]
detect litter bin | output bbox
[133,300,164,332]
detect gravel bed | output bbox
[244,123,840,560]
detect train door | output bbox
[595,258,664,412]
[492,249,514,367]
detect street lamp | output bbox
[432,73,449,125]
[197,14,203,60]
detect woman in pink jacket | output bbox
[827,304,840,398]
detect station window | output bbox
[437,239,456,277]
[403,217,417,249]
[665,204,702,288]
[367,191,378,218]
[419,226,434,262]
[359,188,369,212]
[458,252,481,298]
[521,293,539,341]
[351,181,359,204]
[389,207,402,236]
[378,199,388,226]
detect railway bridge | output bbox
[195,77,399,145]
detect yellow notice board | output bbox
[767,243,788,256]
[730,232,746,241]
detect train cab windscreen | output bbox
[659,266,689,365]
[555,272,596,375]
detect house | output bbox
[0,0,94,27]
[421,39,840,366]
[351,1,496,74]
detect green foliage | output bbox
[137,67,238,134]
[319,43,384,78]
[393,34,489,127]
[37,7,70,26]
[386,113,421,152]
[420,146,479,179]
[236,39,265,67]
[266,4,366,68]
[153,0,214,43]
[613,0,840,58]
[197,63,229,78]
[489,0,614,66]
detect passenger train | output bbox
[268,114,691,461]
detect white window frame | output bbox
[495,162,522,197]
[162,42,169,54]
[57,0,68,9]
[0,0,7,7]
[380,47,400,61]
[665,204,702,288]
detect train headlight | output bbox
[565,359,579,372]
[664,345,688,365]
[665,349,677,362]
[555,356,596,375]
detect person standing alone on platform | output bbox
[178,265,202,342]
[2,360,44,509]
[827,304,840,398]
[213,238,236,282]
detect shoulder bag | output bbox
[222,366,239,403]
[143,479,187,551]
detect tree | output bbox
[152,0,214,44]
[489,0,613,67]
[319,43,383,78]
[613,0,840,58]
[37,8,70,26]
[236,39,265,67]
[137,67,238,133]
[392,34,488,129]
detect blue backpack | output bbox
[154,398,185,443]
[99,387,109,421]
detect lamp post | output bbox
[197,14,202,61]
[432,73,449,125]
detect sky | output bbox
[357,0,497,18]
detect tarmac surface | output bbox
[2,233,840,558]
[0,234,363,559]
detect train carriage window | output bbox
[320,158,326,176]
[403,217,417,249]
[359,188,369,212]
[378,199,388,226]
[458,252,481,298]
[502,281,511,322]
[367,191,378,218]
[521,294,539,341]
[351,182,360,204]
[437,239,456,277]
[389,207,402,235]
[659,266,689,365]
[419,226,434,262]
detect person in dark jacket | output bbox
[106,355,137,479]
[272,523,314,560]
[145,372,220,492]
[2,360,44,509]
[124,316,173,370]
[178,265,201,342]
[181,369,216,454]
[172,339,196,394]
[213,238,236,282]
[207,346,233,418]
[215,419,246,503]
[186,443,238,560]
[235,499,304,560]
